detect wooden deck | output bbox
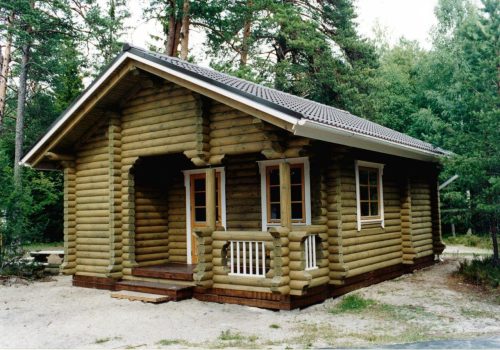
[131,263,195,281]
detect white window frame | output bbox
[257,157,311,231]
[183,167,226,264]
[355,160,385,231]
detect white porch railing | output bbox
[229,240,266,277]
[304,235,318,270]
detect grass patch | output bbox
[218,330,244,341]
[456,255,500,289]
[460,307,496,318]
[330,294,436,322]
[329,294,376,314]
[269,323,280,329]
[156,339,185,346]
[94,337,111,344]
[23,241,64,251]
[444,234,493,250]
[214,330,258,348]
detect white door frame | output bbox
[183,167,226,264]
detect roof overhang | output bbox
[292,119,442,162]
[21,49,444,167]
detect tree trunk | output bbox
[165,0,177,56]
[0,14,13,132]
[172,21,182,57]
[240,0,252,67]
[179,0,190,60]
[491,219,499,267]
[13,44,30,188]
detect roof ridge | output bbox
[126,44,355,116]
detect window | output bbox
[190,172,222,226]
[355,160,384,231]
[258,158,311,230]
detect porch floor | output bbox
[132,263,196,281]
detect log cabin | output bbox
[21,44,447,309]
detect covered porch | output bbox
[119,154,329,308]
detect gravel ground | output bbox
[1,256,499,349]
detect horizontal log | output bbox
[212,231,272,241]
[346,257,402,278]
[344,245,402,263]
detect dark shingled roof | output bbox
[126,45,446,156]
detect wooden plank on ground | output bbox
[111,290,170,303]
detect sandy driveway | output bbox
[1,258,499,349]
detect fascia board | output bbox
[293,119,442,162]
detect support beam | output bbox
[279,162,292,230]
[206,168,217,230]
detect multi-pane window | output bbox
[355,160,385,231]
[265,164,305,224]
[190,172,221,226]
[266,166,281,222]
[358,167,380,218]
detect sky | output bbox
[122,0,440,57]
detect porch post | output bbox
[205,168,217,229]
[279,162,292,230]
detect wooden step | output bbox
[111,290,170,303]
[115,280,194,301]
[132,263,195,281]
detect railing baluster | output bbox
[261,242,265,275]
[249,241,253,275]
[304,235,318,270]
[305,237,308,269]
[255,242,259,276]
[228,240,267,277]
[312,236,316,269]
[236,241,240,274]
[230,241,234,274]
[243,241,247,274]
[309,236,313,268]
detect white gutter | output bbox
[292,119,441,162]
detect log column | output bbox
[107,114,123,278]
[205,168,217,230]
[61,160,76,274]
[121,158,138,275]
[269,226,290,295]
[193,168,216,287]
[279,162,292,230]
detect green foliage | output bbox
[367,0,499,241]
[330,294,376,314]
[0,237,44,277]
[200,0,378,116]
[457,256,500,288]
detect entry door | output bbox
[189,173,206,264]
[187,171,223,264]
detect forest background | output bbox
[0,0,497,259]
